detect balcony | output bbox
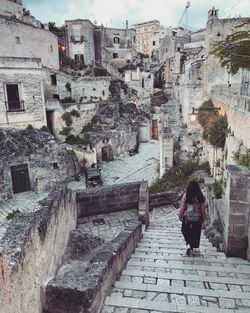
[70,35,86,43]
[6,100,25,112]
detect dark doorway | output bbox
[6,84,21,111]
[46,110,54,134]
[11,164,31,194]
[152,119,158,140]
[101,145,114,161]
[74,54,84,64]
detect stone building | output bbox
[132,20,161,56]
[0,57,47,129]
[0,128,78,201]
[0,15,59,69]
[124,66,154,98]
[0,0,23,17]
[65,19,96,66]
[65,19,136,68]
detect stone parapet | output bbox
[76,182,141,217]
[149,190,180,210]
[45,222,142,313]
[224,165,250,259]
[0,185,77,313]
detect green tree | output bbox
[48,22,65,38]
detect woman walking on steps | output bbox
[179,181,206,256]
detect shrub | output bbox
[70,109,80,118]
[60,97,76,104]
[65,135,88,146]
[91,115,100,125]
[232,150,250,169]
[60,126,72,136]
[81,122,94,133]
[93,67,109,76]
[214,179,224,199]
[61,112,73,127]
[207,115,228,149]
[26,124,33,130]
[6,209,20,220]
[40,126,50,133]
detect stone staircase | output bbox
[102,207,250,313]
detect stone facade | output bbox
[0,15,59,69]
[65,19,96,66]
[0,128,79,201]
[133,20,162,56]
[0,0,23,17]
[0,57,47,129]
[65,19,136,67]
[224,165,250,258]
[124,66,154,98]
[0,185,77,313]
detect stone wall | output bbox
[77,182,141,217]
[0,57,47,129]
[0,0,23,16]
[149,190,180,209]
[65,19,96,65]
[211,86,250,152]
[45,222,142,313]
[0,185,77,313]
[224,165,250,258]
[206,165,250,259]
[0,128,79,201]
[44,70,110,104]
[0,16,59,69]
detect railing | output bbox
[70,35,86,43]
[5,100,25,112]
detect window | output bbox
[177,47,180,52]
[15,36,21,44]
[153,41,156,46]
[50,45,53,52]
[6,84,23,112]
[50,74,57,86]
[114,37,120,44]
[74,54,84,64]
[113,53,118,59]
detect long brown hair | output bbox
[186,181,205,204]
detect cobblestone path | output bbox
[102,207,250,313]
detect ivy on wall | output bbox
[232,150,250,169]
[197,100,228,150]
[210,27,250,75]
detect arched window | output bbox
[114,37,120,44]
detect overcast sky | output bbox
[22,0,250,30]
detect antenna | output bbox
[178,1,191,28]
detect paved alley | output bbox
[101,140,160,186]
[102,207,250,313]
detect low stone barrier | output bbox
[45,222,142,313]
[0,185,77,313]
[76,182,141,217]
[149,190,181,209]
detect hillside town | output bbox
[0,0,250,312]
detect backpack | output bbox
[185,203,200,222]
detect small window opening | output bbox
[51,74,57,86]
[53,162,59,169]
[15,36,21,44]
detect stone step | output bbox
[127,259,250,275]
[122,269,250,286]
[137,244,219,256]
[132,251,249,266]
[104,295,244,313]
[114,281,250,300]
[140,238,214,247]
